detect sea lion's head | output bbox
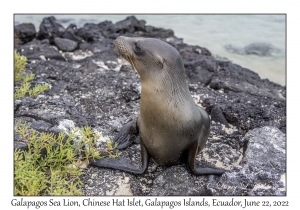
[114,36,184,80]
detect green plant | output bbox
[14,50,28,84]
[106,140,120,158]
[14,120,102,196]
[28,83,51,97]
[14,51,50,99]
[71,126,104,160]
[14,82,31,100]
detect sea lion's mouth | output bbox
[114,37,134,65]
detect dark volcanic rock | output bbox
[184,56,216,84]
[139,25,174,38]
[78,39,113,53]
[14,16,286,196]
[15,39,64,61]
[14,23,36,45]
[108,16,146,34]
[211,106,229,127]
[54,37,78,52]
[209,61,285,100]
[180,45,212,58]
[62,24,82,43]
[202,88,286,133]
[77,23,107,43]
[37,16,65,43]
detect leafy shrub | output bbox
[14,120,102,196]
[14,51,50,99]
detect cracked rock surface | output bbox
[14,16,286,196]
[207,126,286,196]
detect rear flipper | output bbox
[192,159,228,175]
[89,141,149,175]
[186,143,228,175]
[113,118,139,149]
[188,159,228,175]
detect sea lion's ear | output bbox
[134,42,142,53]
[156,55,166,69]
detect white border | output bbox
[3,0,297,209]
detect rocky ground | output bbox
[14,16,286,196]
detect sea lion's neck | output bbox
[140,76,198,129]
[141,71,194,107]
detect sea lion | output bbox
[90,36,227,175]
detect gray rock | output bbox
[207,126,286,196]
[81,166,135,196]
[14,133,28,151]
[164,36,183,45]
[149,166,208,196]
[54,37,78,52]
[14,140,28,151]
[224,43,281,57]
[31,120,53,132]
[244,43,281,56]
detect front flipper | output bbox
[113,118,139,149]
[186,143,228,175]
[89,142,149,175]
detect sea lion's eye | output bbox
[134,42,141,52]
